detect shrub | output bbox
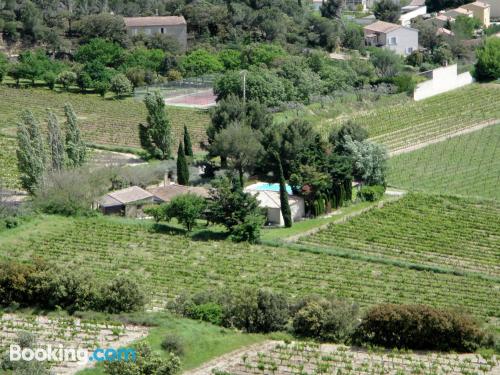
[358,185,385,202]
[292,296,359,342]
[187,302,223,326]
[110,73,133,98]
[99,276,145,313]
[230,213,265,244]
[353,304,485,352]
[223,288,289,333]
[161,334,185,356]
[104,342,180,375]
[57,70,77,91]
[474,37,500,82]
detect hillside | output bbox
[0,213,498,320]
[0,86,210,151]
[388,123,500,199]
[297,193,500,277]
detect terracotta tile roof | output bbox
[409,0,425,6]
[123,16,186,28]
[364,20,402,33]
[148,184,210,203]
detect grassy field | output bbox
[77,313,266,375]
[297,194,500,277]
[388,124,500,200]
[0,136,19,190]
[0,85,210,151]
[0,215,498,321]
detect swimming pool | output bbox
[251,182,293,194]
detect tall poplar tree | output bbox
[47,111,65,171]
[177,142,189,185]
[183,125,193,157]
[64,103,86,167]
[16,110,46,193]
[139,91,172,160]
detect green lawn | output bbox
[0,214,498,320]
[388,124,500,200]
[0,85,210,151]
[297,193,500,277]
[77,313,266,374]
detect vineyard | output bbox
[0,86,210,151]
[359,85,500,152]
[0,215,498,320]
[302,84,500,152]
[0,313,147,374]
[0,136,19,189]
[218,342,500,375]
[388,124,500,200]
[297,194,500,277]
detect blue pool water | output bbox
[254,183,293,194]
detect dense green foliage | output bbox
[474,37,500,81]
[0,259,145,313]
[139,91,173,159]
[153,193,207,232]
[354,304,485,352]
[373,0,401,23]
[104,342,180,375]
[176,142,189,185]
[16,110,46,193]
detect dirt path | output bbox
[389,120,499,157]
[182,341,278,375]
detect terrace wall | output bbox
[414,64,474,101]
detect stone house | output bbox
[123,16,187,51]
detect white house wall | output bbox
[400,6,427,26]
[414,64,474,101]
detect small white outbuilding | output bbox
[245,189,305,227]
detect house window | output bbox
[389,37,397,45]
[161,27,165,34]
[406,47,413,54]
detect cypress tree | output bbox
[276,153,292,228]
[177,142,189,185]
[16,110,46,193]
[47,111,65,171]
[183,125,193,157]
[64,103,86,167]
[139,91,172,160]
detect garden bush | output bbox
[358,185,385,202]
[161,334,185,356]
[292,296,359,342]
[99,276,146,313]
[223,289,289,333]
[353,304,485,352]
[0,259,145,314]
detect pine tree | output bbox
[139,91,172,160]
[276,152,292,228]
[64,103,86,167]
[177,142,189,185]
[16,110,46,193]
[183,125,193,157]
[47,111,65,171]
